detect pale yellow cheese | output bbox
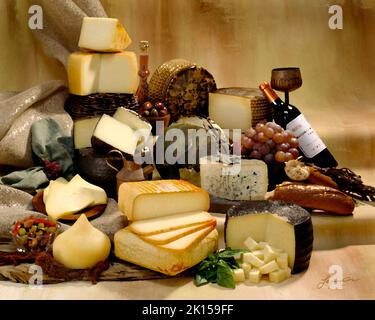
[276,253,289,269]
[129,211,214,236]
[67,51,138,96]
[45,180,95,220]
[78,17,132,52]
[263,244,278,263]
[241,263,252,276]
[73,117,100,149]
[114,228,218,276]
[252,250,264,260]
[269,268,291,283]
[233,269,246,283]
[99,52,138,94]
[69,174,107,205]
[242,252,264,268]
[43,177,68,203]
[244,236,259,251]
[53,215,111,269]
[248,268,261,283]
[157,225,215,252]
[118,180,210,221]
[68,52,100,96]
[259,260,279,275]
[140,220,216,245]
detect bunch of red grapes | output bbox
[241,122,299,164]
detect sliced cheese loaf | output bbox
[118,180,210,221]
[114,228,218,276]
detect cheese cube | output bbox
[276,253,289,269]
[242,252,264,268]
[244,236,259,251]
[269,268,292,283]
[241,263,252,276]
[263,244,278,263]
[78,17,132,52]
[248,269,261,283]
[233,269,246,283]
[99,52,138,94]
[73,117,100,149]
[200,157,268,201]
[259,260,279,275]
[68,52,100,96]
[252,250,264,260]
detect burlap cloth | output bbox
[0,1,127,239]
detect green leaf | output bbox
[218,248,248,259]
[194,274,209,287]
[216,264,235,289]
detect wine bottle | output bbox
[259,82,338,168]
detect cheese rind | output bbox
[118,180,210,221]
[78,17,132,52]
[200,158,268,201]
[129,211,214,236]
[114,228,218,276]
[73,117,100,149]
[225,200,313,274]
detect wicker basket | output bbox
[148,59,217,121]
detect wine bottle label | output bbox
[286,114,326,158]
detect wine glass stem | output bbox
[285,91,289,105]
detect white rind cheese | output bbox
[118,180,210,221]
[200,157,268,201]
[78,17,132,52]
[114,228,218,276]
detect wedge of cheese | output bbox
[43,177,68,203]
[140,220,216,245]
[73,117,100,149]
[118,180,210,221]
[45,180,96,220]
[129,211,214,236]
[114,228,218,275]
[78,17,132,52]
[91,114,139,156]
[68,174,107,205]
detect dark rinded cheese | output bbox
[225,200,313,274]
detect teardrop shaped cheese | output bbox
[53,215,111,269]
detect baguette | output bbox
[269,182,355,215]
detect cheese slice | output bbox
[67,51,138,96]
[200,157,268,201]
[114,228,218,275]
[129,211,214,236]
[92,114,139,156]
[45,180,95,220]
[73,117,100,149]
[99,52,138,94]
[140,220,216,245]
[157,225,215,252]
[68,52,100,96]
[78,17,132,52]
[118,180,210,221]
[113,107,152,144]
[68,174,107,205]
[43,177,68,203]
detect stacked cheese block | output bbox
[114,180,219,275]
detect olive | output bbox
[18,228,26,236]
[150,108,159,117]
[154,102,165,110]
[143,110,150,117]
[38,223,45,229]
[142,101,153,111]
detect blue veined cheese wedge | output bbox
[200,157,268,201]
[225,200,313,274]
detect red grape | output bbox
[289,148,299,159]
[263,153,275,164]
[255,123,265,133]
[259,144,270,155]
[284,152,294,161]
[276,143,290,152]
[253,142,262,150]
[244,128,256,138]
[257,132,268,143]
[273,133,284,144]
[250,150,262,159]
[282,131,293,142]
[264,127,275,138]
[241,136,254,149]
[275,151,286,162]
[266,139,275,149]
[289,137,299,148]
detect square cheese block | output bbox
[99,52,138,94]
[225,201,313,274]
[200,157,268,201]
[73,117,100,149]
[92,114,139,156]
[67,51,138,96]
[78,17,132,52]
[114,228,218,276]
[68,52,100,96]
[118,180,210,221]
[209,88,270,131]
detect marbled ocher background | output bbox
[1,0,374,168]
